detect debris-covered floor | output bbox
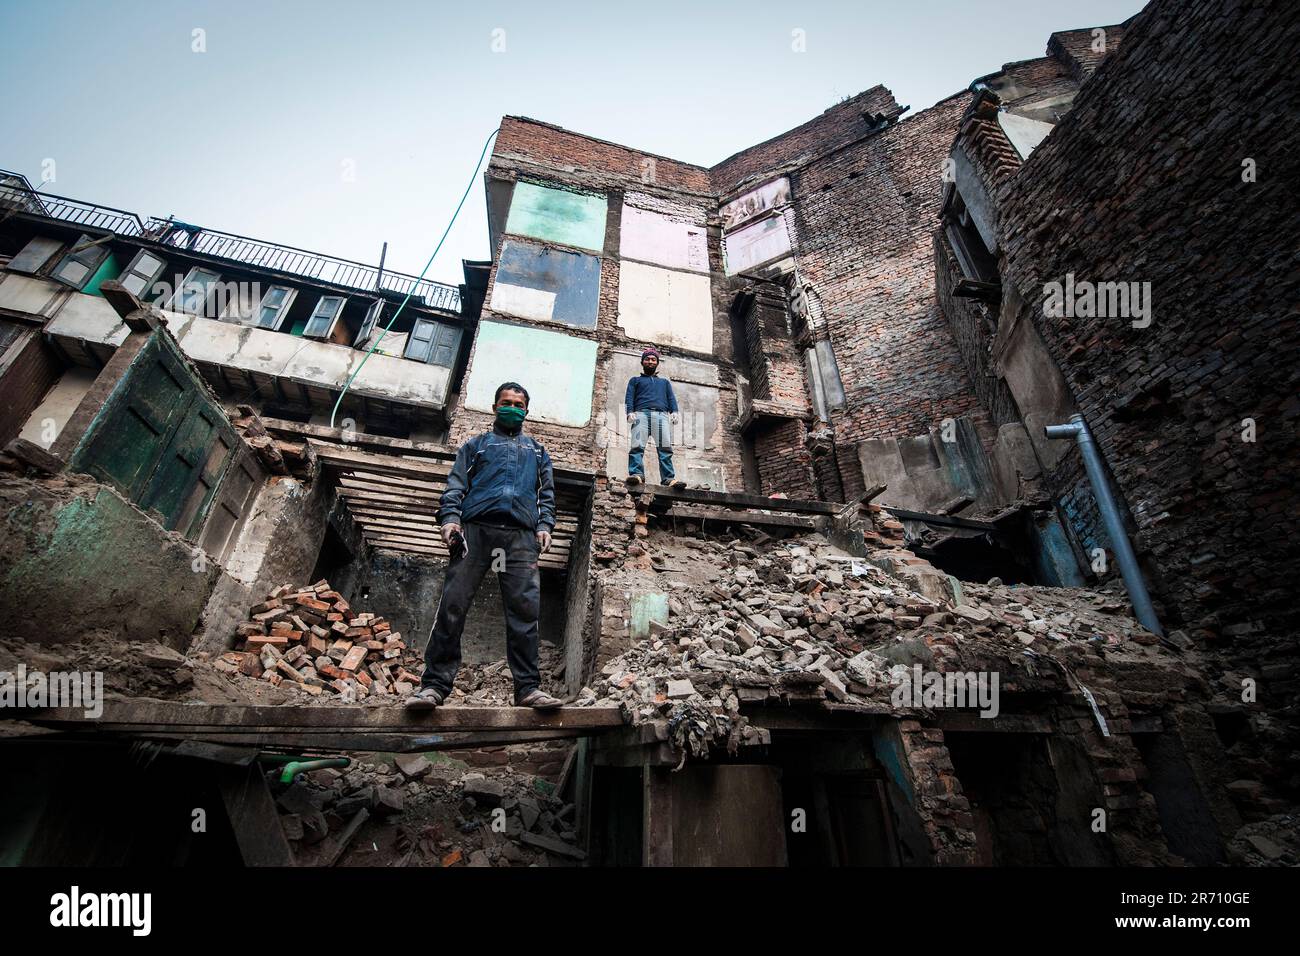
[4,505,1291,866]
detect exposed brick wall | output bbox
[993,0,1300,793]
[789,94,983,445]
[933,234,1021,428]
[754,419,816,499]
[711,86,901,196]
[1048,24,1129,82]
[495,117,712,195]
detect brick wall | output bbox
[993,0,1300,792]
[789,93,983,445]
[711,86,901,196]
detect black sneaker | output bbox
[670,479,687,490]
[626,474,643,488]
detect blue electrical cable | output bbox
[329,127,501,429]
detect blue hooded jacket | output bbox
[439,426,556,532]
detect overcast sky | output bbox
[1,0,1144,287]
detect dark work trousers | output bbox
[421,521,541,704]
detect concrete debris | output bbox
[278,752,581,867]
[589,533,1170,757]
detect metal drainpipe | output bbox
[1044,413,1163,636]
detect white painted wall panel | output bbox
[723,215,792,275]
[616,261,713,354]
[619,204,708,272]
[490,282,558,322]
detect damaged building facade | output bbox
[0,0,1296,868]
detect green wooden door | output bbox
[70,334,192,499]
[69,331,242,539]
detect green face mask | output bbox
[495,405,527,427]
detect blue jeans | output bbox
[628,410,675,482]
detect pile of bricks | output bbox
[221,580,422,700]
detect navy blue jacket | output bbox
[625,374,679,413]
[439,426,556,532]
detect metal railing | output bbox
[143,218,461,312]
[0,169,460,313]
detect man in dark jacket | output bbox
[624,347,686,489]
[406,382,563,710]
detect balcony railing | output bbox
[0,169,461,314]
[143,218,461,313]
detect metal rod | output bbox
[1044,413,1163,636]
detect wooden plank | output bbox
[363,537,571,569]
[310,439,455,480]
[884,507,996,531]
[642,484,840,516]
[363,527,571,549]
[663,505,817,529]
[17,702,625,731]
[643,765,674,867]
[339,488,443,510]
[345,469,442,492]
[216,762,296,866]
[338,476,440,500]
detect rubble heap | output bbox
[217,580,424,701]
[278,753,583,866]
[586,533,1180,756]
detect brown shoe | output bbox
[518,689,563,709]
[626,474,642,488]
[670,479,687,490]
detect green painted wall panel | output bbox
[466,320,596,427]
[82,252,120,297]
[630,592,670,641]
[505,182,607,252]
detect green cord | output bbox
[329,126,501,429]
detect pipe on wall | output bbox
[1044,413,1163,636]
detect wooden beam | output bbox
[17,702,625,732]
[663,505,817,529]
[338,476,440,500]
[217,762,296,866]
[883,507,997,531]
[641,484,840,516]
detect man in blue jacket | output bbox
[625,347,687,489]
[406,382,563,711]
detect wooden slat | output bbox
[338,476,440,500]
[664,505,817,529]
[310,440,455,481]
[339,488,442,511]
[347,469,441,492]
[14,702,624,732]
[365,539,570,569]
[643,484,840,516]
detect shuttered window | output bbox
[118,249,168,297]
[256,285,297,330]
[51,234,111,289]
[404,318,460,367]
[304,295,346,338]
